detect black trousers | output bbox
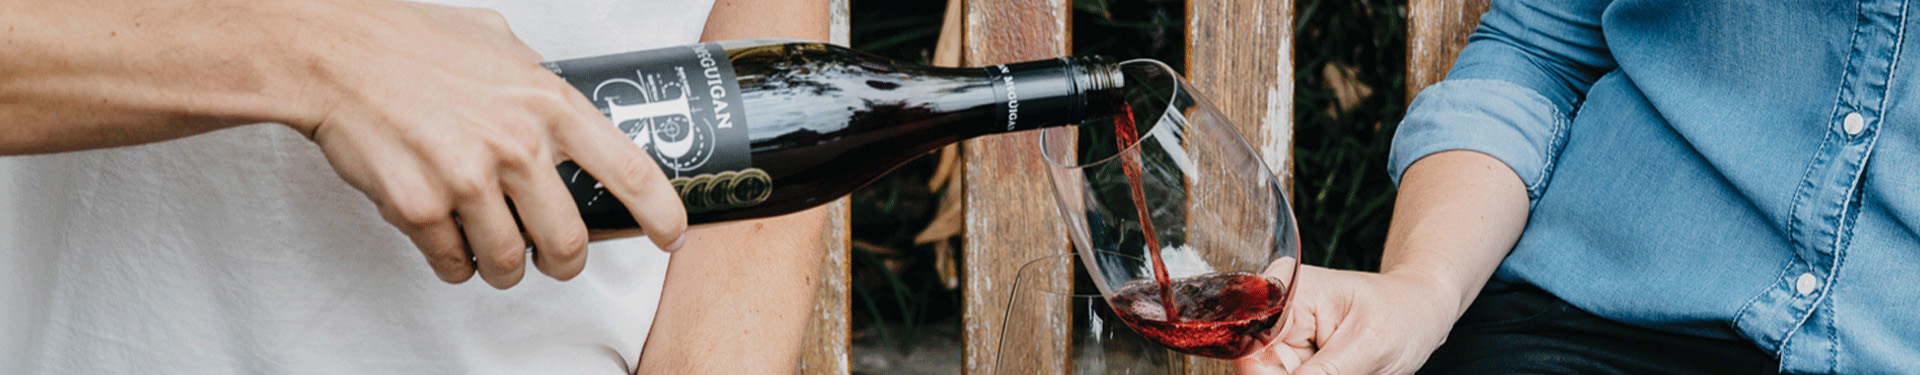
[1416,285,1780,375]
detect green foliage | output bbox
[1292,0,1405,270]
[1290,0,1413,269]
[1073,0,1187,72]
[846,0,953,353]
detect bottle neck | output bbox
[980,57,1124,134]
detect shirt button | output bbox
[1796,273,1819,296]
[1844,112,1865,135]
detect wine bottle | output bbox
[541,39,1123,235]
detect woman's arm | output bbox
[635,0,832,373]
[1242,0,1616,372]
[1237,151,1530,375]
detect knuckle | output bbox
[481,270,522,289]
[613,156,666,193]
[529,90,588,130]
[527,90,572,111]
[442,169,492,200]
[428,252,473,274]
[388,200,451,229]
[467,8,511,29]
[544,227,590,260]
[485,246,527,271]
[419,244,474,283]
[483,135,541,171]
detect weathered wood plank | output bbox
[1188,0,1294,179]
[795,1,852,373]
[796,200,851,375]
[960,0,1074,374]
[1187,0,1293,373]
[1406,0,1491,98]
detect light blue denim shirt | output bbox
[1393,0,1920,373]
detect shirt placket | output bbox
[1732,0,1904,373]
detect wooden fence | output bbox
[794,0,1491,372]
[953,0,1292,373]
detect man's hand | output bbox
[0,0,688,289]
[293,0,687,288]
[1236,266,1465,375]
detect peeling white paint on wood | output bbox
[964,10,984,66]
[1051,0,1068,52]
[1407,0,1491,98]
[829,0,849,46]
[797,199,852,375]
[1262,40,1293,180]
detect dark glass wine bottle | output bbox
[541,39,1122,235]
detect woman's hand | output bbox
[1235,151,1532,374]
[1236,266,1466,375]
[291,0,688,289]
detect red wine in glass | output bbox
[1109,272,1289,359]
[1107,102,1289,359]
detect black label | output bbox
[545,43,766,215]
[985,58,1080,133]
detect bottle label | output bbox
[545,43,769,215]
[986,58,1080,133]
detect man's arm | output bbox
[0,0,689,288]
[635,0,831,373]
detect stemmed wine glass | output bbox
[994,252,1187,375]
[1038,59,1301,360]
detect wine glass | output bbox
[994,252,1188,375]
[1038,59,1301,360]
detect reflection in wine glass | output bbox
[1039,59,1301,359]
[995,252,1187,375]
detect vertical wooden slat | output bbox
[960,0,1074,374]
[795,1,853,373]
[1406,0,1491,98]
[795,200,850,375]
[1187,0,1293,373]
[1187,0,1294,180]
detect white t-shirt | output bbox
[0,1,712,373]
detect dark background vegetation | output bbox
[844,0,1406,367]
[1292,0,1404,271]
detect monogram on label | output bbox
[593,46,722,177]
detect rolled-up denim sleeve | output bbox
[1389,0,1616,202]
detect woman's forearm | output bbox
[0,0,328,154]
[635,0,832,372]
[1378,150,1532,316]
[639,207,830,374]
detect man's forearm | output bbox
[0,0,329,154]
[1378,150,1531,316]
